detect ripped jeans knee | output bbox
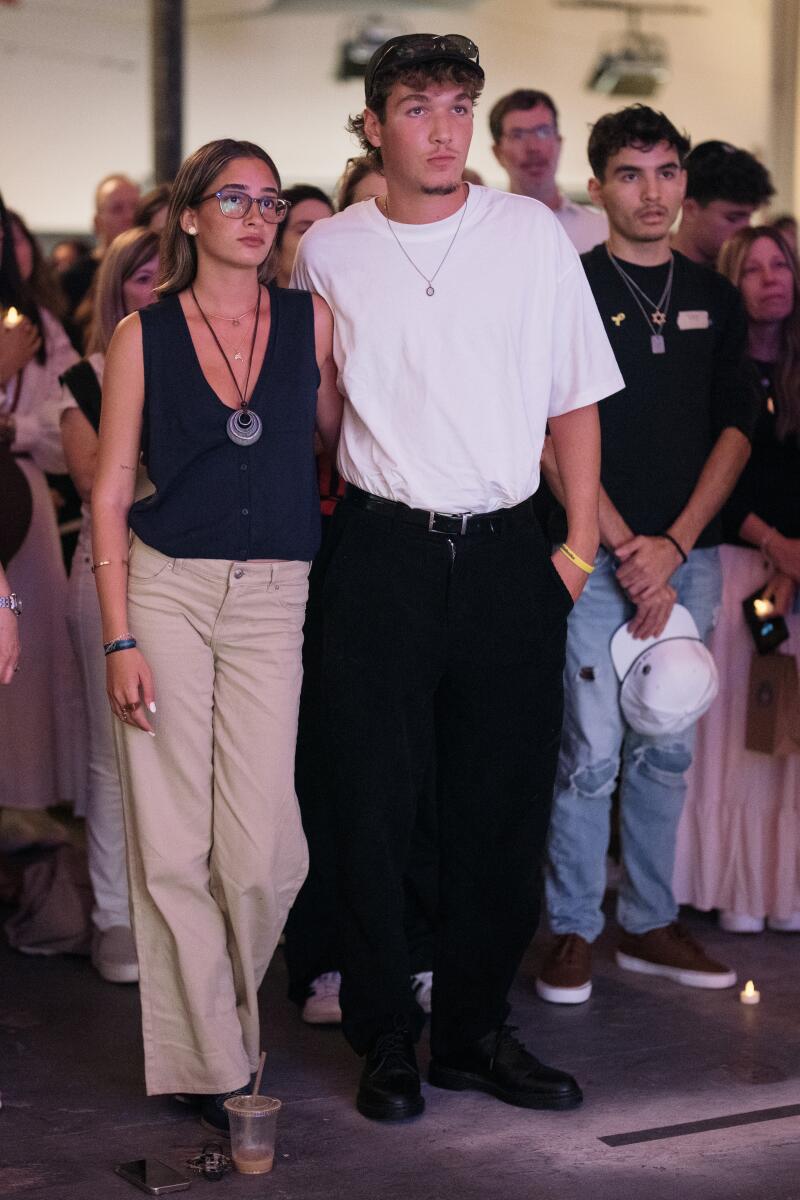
[571,757,618,799]
[628,742,691,789]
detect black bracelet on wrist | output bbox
[104,636,137,656]
[660,532,688,564]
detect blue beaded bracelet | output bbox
[104,636,137,656]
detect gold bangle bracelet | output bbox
[558,543,595,575]
[91,560,129,573]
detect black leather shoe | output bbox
[356,1026,425,1121]
[429,1025,583,1110]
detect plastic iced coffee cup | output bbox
[223,1095,281,1175]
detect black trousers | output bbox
[322,497,572,1058]
[284,518,438,1005]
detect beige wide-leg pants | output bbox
[115,536,309,1096]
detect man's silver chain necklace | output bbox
[606,245,674,354]
[382,187,469,297]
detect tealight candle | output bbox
[740,979,760,1005]
[3,306,22,329]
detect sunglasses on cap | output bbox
[365,34,483,100]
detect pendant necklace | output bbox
[200,300,257,328]
[191,285,264,446]
[606,245,674,354]
[382,186,469,296]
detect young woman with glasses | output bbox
[90,138,341,1130]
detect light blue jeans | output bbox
[545,546,721,942]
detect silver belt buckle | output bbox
[427,510,472,534]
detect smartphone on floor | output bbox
[114,1159,191,1194]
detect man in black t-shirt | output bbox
[673,140,774,269]
[537,105,758,1006]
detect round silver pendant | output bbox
[227,407,262,446]
[426,285,435,296]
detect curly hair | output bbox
[347,61,483,169]
[588,104,690,181]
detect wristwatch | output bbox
[0,593,22,616]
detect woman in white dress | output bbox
[675,225,800,932]
[0,197,84,815]
[59,227,160,982]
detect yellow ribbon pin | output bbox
[611,312,626,327]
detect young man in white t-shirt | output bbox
[292,32,623,1123]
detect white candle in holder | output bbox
[3,307,22,328]
[740,979,760,1005]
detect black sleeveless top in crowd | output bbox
[128,285,321,561]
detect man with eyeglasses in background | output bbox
[490,89,608,253]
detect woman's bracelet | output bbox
[92,560,129,573]
[104,634,137,656]
[659,532,688,564]
[558,543,595,575]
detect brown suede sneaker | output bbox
[536,934,592,1004]
[616,922,737,989]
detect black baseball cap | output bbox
[364,33,484,102]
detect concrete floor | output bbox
[2,907,799,1200]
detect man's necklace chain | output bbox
[606,245,674,354]
[382,186,469,297]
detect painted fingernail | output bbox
[148,731,156,738]
[149,702,157,713]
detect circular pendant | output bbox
[426,285,435,297]
[227,406,262,447]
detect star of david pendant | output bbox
[234,351,243,362]
[652,310,667,327]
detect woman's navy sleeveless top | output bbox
[128,285,320,561]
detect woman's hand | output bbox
[0,319,41,385]
[0,609,20,683]
[106,647,156,734]
[761,572,796,618]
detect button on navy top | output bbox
[129,285,321,561]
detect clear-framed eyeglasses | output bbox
[502,124,558,144]
[196,190,291,223]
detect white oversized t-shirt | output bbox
[292,185,623,513]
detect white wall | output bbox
[0,0,771,233]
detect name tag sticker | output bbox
[677,310,710,330]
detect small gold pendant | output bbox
[233,352,243,362]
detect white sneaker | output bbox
[767,912,800,932]
[411,970,433,1014]
[302,972,342,1024]
[719,911,765,934]
[92,925,139,984]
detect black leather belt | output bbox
[344,484,534,536]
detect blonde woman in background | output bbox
[675,226,800,932]
[58,226,160,984]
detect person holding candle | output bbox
[57,226,160,985]
[90,138,341,1130]
[0,194,85,820]
[675,225,800,933]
